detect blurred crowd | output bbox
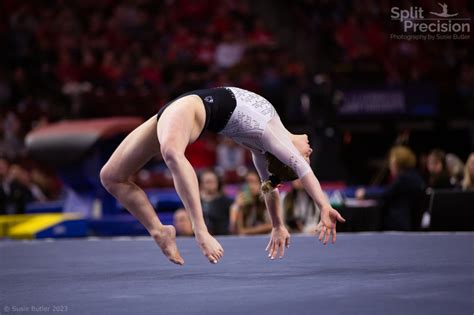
[0,1,472,234]
[0,0,303,155]
[290,0,473,117]
[0,156,60,214]
[0,0,307,195]
[1,0,471,161]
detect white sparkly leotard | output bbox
[220,87,312,180]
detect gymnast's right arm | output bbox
[252,152,290,259]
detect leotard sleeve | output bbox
[260,117,312,179]
[251,151,271,181]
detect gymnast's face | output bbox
[293,134,313,163]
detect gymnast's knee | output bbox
[160,144,185,168]
[100,164,124,194]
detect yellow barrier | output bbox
[0,213,83,239]
[0,215,36,238]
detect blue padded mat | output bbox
[1,233,473,315]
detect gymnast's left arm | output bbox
[300,172,346,244]
[261,122,346,245]
[252,152,290,259]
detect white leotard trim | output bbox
[220,87,312,180]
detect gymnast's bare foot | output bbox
[152,225,184,265]
[195,230,224,264]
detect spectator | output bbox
[30,167,61,200]
[199,169,233,235]
[1,112,25,160]
[249,18,275,46]
[211,5,233,37]
[426,149,453,189]
[216,136,246,172]
[282,179,320,233]
[137,56,161,89]
[80,50,101,86]
[195,37,216,66]
[100,50,121,85]
[173,208,193,237]
[229,171,271,235]
[356,146,425,231]
[462,153,474,191]
[7,164,46,214]
[214,33,245,69]
[0,157,10,214]
[445,153,465,187]
[56,50,81,84]
[0,71,11,106]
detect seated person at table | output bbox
[462,153,474,191]
[230,171,272,235]
[426,149,453,189]
[356,146,425,231]
[283,179,320,233]
[445,153,464,187]
[199,169,233,235]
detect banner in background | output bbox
[339,84,437,116]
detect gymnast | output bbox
[100,87,345,265]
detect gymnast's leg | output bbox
[157,98,224,264]
[100,116,184,265]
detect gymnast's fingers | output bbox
[279,241,285,258]
[266,239,272,252]
[270,241,278,259]
[268,240,275,257]
[324,227,331,245]
[319,226,326,242]
[332,228,337,244]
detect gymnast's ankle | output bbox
[149,225,172,239]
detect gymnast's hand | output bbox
[195,230,224,264]
[317,207,346,245]
[266,226,290,259]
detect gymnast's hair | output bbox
[261,153,298,194]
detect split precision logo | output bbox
[391,6,470,33]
